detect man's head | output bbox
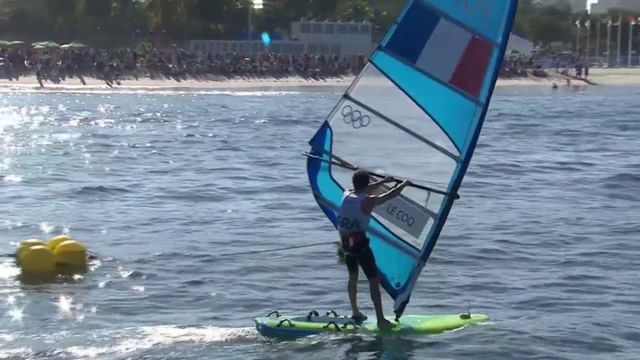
[352,170,370,192]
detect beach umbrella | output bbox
[32,41,60,49]
[60,42,88,50]
[42,41,61,49]
[0,40,9,47]
[8,41,25,47]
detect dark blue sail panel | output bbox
[307,0,517,318]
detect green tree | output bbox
[337,0,374,21]
[309,0,339,20]
[0,0,603,49]
[84,0,112,17]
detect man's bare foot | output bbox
[377,318,394,331]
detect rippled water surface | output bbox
[0,85,639,359]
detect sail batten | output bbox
[307,0,518,318]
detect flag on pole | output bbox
[631,17,639,26]
[585,20,591,29]
[576,20,581,28]
[613,16,621,26]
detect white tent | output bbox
[507,33,534,55]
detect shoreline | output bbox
[0,68,639,92]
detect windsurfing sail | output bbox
[306,0,517,319]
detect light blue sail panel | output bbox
[371,51,481,152]
[307,0,517,319]
[427,0,513,42]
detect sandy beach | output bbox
[1,68,639,92]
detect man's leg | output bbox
[360,248,393,330]
[348,269,360,316]
[368,276,390,328]
[346,254,361,317]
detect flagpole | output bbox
[596,19,601,63]
[586,21,591,60]
[248,3,252,40]
[576,20,581,56]
[607,19,612,66]
[617,15,622,67]
[630,18,634,67]
[631,17,638,67]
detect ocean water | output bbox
[0,85,638,360]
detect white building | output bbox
[290,20,374,56]
[188,39,343,56]
[507,33,535,55]
[535,0,588,12]
[590,0,640,14]
[189,20,375,57]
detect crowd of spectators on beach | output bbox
[500,54,548,78]
[0,42,560,87]
[0,46,367,86]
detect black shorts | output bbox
[345,246,378,279]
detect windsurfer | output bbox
[338,169,410,330]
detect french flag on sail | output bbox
[384,2,494,99]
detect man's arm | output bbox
[366,176,395,194]
[374,180,410,205]
[363,180,410,213]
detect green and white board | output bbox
[255,311,488,338]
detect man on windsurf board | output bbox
[338,169,409,330]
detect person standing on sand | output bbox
[585,65,589,79]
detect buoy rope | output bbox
[3,242,335,261]
[214,241,335,258]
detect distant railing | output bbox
[188,40,343,56]
[536,56,640,68]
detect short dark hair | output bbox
[352,170,370,192]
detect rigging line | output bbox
[303,152,460,199]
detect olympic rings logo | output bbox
[341,105,371,129]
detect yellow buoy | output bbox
[47,235,73,251]
[53,240,87,268]
[16,239,46,264]
[20,245,56,273]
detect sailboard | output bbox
[306,0,518,319]
[255,311,488,338]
